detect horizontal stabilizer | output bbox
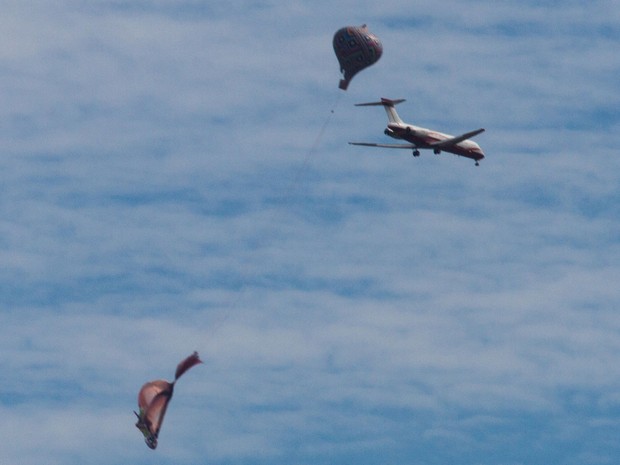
[355,98,406,107]
[349,142,416,149]
[430,128,485,149]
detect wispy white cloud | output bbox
[1,1,619,464]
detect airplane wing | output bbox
[349,142,416,149]
[429,128,485,149]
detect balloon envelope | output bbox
[333,24,383,90]
[134,352,203,449]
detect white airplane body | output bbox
[349,98,485,166]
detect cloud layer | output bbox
[1,1,619,464]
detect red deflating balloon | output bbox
[134,352,203,449]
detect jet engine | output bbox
[384,128,397,138]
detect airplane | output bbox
[349,98,485,166]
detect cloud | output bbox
[1,1,619,464]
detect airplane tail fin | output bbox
[355,98,405,125]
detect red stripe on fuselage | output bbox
[388,125,484,161]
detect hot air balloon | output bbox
[134,352,203,449]
[333,24,383,90]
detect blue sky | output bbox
[1,1,619,464]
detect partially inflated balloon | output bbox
[134,352,203,449]
[333,24,383,90]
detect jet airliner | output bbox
[349,98,485,166]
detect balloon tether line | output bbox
[285,92,343,196]
[202,92,343,346]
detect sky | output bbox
[1,0,619,464]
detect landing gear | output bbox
[433,149,441,155]
[475,161,480,166]
[412,149,420,157]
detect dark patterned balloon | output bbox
[333,24,383,90]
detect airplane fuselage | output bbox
[386,123,485,161]
[350,98,486,166]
